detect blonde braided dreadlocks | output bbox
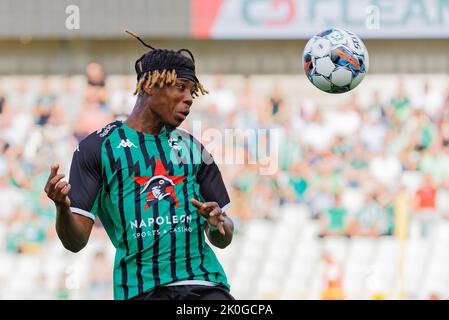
[125,29,208,98]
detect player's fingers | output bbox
[45,179,56,195]
[61,184,71,196]
[45,165,60,193]
[51,164,59,175]
[218,222,225,236]
[208,207,222,218]
[49,174,65,188]
[202,202,219,211]
[190,198,205,209]
[47,164,59,182]
[46,175,66,199]
[49,181,67,197]
[53,183,69,199]
[55,181,69,192]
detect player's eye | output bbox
[176,83,196,98]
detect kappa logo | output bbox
[117,139,137,149]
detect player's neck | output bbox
[125,104,164,135]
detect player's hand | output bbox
[44,164,71,208]
[190,199,226,236]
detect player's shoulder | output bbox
[94,120,123,140]
[78,120,123,151]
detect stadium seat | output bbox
[307,270,325,300]
[323,236,348,263]
[294,238,323,264]
[288,254,317,280]
[259,257,290,282]
[244,219,273,245]
[278,272,310,299]
[402,239,427,296]
[376,236,400,263]
[238,236,265,263]
[278,204,308,230]
[229,275,253,299]
[254,275,282,299]
[366,261,398,296]
[342,271,366,300]
[347,237,377,265]
[298,220,322,240]
[421,271,449,299]
[433,220,449,242]
[272,223,299,247]
[232,257,260,284]
[267,234,296,262]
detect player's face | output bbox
[150,78,195,127]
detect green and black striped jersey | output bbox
[68,120,231,300]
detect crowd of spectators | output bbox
[0,63,448,298]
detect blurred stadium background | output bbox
[0,0,449,299]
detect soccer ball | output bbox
[303,27,369,94]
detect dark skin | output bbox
[45,78,234,252]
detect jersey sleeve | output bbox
[196,145,231,213]
[68,133,103,222]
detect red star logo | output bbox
[132,158,186,210]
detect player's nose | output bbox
[184,91,193,107]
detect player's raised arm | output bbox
[44,164,94,253]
